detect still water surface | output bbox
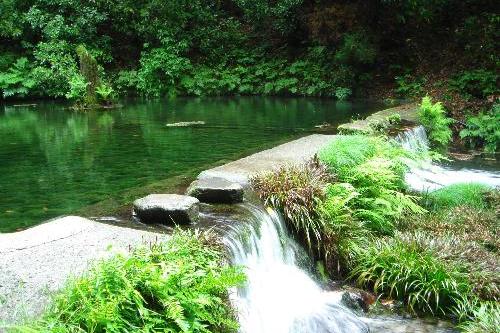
[0,97,381,232]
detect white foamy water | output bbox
[224,204,368,333]
[396,126,500,192]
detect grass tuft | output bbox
[425,182,493,210]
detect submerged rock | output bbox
[166,121,205,127]
[187,177,244,204]
[133,194,199,225]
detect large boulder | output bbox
[187,177,244,204]
[133,194,199,225]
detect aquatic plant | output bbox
[424,182,492,210]
[14,229,245,333]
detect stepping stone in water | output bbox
[133,194,199,225]
[187,177,244,204]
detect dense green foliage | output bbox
[318,135,422,235]
[0,0,497,101]
[418,96,453,148]
[460,104,500,153]
[12,230,245,333]
[425,183,492,210]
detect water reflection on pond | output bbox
[0,97,381,232]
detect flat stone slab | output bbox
[198,134,337,186]
[133,194,199,225]
[0,216,166,325]
[187,177,244,203]
[338,104,419,134]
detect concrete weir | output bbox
[198,134,337,186]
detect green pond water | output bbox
[0,97,381,232]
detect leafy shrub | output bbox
[65,74,88,102]
[418,96,453,148]
[449,69,498,99]
[318,135,410,181]
[251,160,331,249]
[395,74,426,97]
[137,40,191,97]
[460,104,500,153]
[335,87,352,101]
[425,183,492,210]
[16,229,245,332]
[351,237,471,315]
[0,58,36,98]
[31,41,81,98]
[335,32,377,65]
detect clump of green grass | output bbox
[14,230,245,333]
[425,183,493,210]
[458,301,500,333]
[251,159,331,249]
[351,236,471,315]
[397,231,499,301]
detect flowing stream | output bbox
[223,204,368,333]
[217,125,493,332]
[396,125,500,192]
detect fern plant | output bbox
[460,104,499,153]
[15,230,245,333]
[418,96,453,148]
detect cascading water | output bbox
[396,125,500,192]
[223,203,369,333]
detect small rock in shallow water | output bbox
[133,194,199,225]
[166,121,205,127]
[187,177,244,204]
[341,289,376,312]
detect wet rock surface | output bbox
[187,177,244,203]
[341,290,376,313]
[133,194,199,225]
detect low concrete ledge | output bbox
[0,216,166,325]
[338,103,419,134]
[198,134,338,187]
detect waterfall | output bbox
[223,203,369,333]
[395,126,500,192]
[395,125,429,153]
